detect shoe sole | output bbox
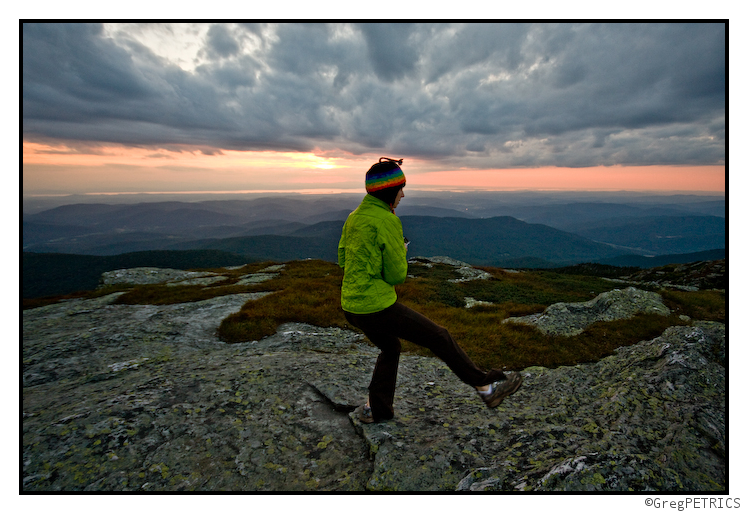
[484,375,523,409]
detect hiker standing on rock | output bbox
[338,157,523,423]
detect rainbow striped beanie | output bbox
[365,158,406,194]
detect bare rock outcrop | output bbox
[100,267,221,287]
[503,287,671,336]
[99,264,285,288]
[408,256,493,282]
[23,285,724,491]
[455,321,725,491]
[621,259,726,292]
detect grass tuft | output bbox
[660,289,725,322]
[218,260,347,343]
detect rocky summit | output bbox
[22,262,725,492]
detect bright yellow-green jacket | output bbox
[338,194,408,314]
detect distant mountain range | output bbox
[23,195,725,263]
[156,215,619,266]
[570,215,725,255]
[22,193,725,298]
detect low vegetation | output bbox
[392,263,700,370]
[216,261,347,343]
[24,258,725,372]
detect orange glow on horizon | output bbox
[22,142,344,170]
[23,142,725,194]
[409,166,725,192]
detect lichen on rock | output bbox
[455,321,725,492]
[408,256,493,282]
[99,264,287,289]
[23,269,724,492]
[99,267,221,287]
[503,287,671,336]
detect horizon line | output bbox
[22,187,727,198]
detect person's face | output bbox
[392,187,405,209]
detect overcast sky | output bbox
[21,22,726,194]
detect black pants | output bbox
[344,302,507,421]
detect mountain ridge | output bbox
[23,212,725,264]
[22,195,725,300]
[23,195,724,259]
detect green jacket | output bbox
[338,194,408,314]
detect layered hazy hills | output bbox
[182,215,626,266]
[22,192,725,299]
[22,192,725,298]
[23,194,725,259]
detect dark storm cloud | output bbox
[22,22,725,167]
[23,24,153,117]
[358,23,420,82]
[204,24,241,59]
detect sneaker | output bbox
[354,403,375,424]
[480,373,523,408]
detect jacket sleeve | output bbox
[337,222,346,269]
[379,216,408,285]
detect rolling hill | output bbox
[23,195,725,259]
[22,193,726,299]
[569,215,725,255]
[163,215,628,267]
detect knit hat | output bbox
[365,158,406,204]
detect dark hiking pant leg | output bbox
[383,303,506,387]
[345,303,506,421]
[344,311,400,421]
[365,334,400,421]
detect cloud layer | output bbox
[23,22,725,169]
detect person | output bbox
[337,157,523,424]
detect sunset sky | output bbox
[22,22,726,196]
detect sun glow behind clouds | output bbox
[22,142,725,195]
[22,142,372,194]
[23,142,343,169]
